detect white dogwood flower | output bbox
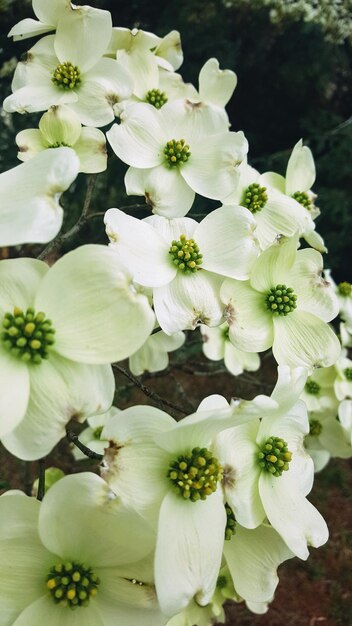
[0,473,165,626]
[4,34,133,127]
[16,105,107,173]
[107,100,248,217]
[221,235,340,371]
[105,207,259,334]
[0,147,79,246]
[200,323,260,376]
[0,245,154,459]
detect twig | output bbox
[38,174,97,261]
[66,429,103,460]
[36,458,46,501]
[113,364,187,415]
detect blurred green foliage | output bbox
[0,0,351,279]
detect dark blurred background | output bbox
[1,0,351,279]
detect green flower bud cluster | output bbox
[167,446,223,501]
[292,191,312,210]
[241,183,268,213]
[265,284,297,315]
[52,61,81,90]
[1,306,55,364]
[338,281,352,297]
[343,367,352,381]
[305,378,321,395]
[224,503,237,541]
[146,88,168,109]
[258,436,292,477]
[216,575,228,590]
[93,426,104,440]
[309,419,323,437]
[47,561,100,609]
[169,234,203,274]
[163,139,191,167]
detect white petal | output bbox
[224,524,293,603]
[0,256,47,314]
[198,58,237,107]
[290,248,339,322]
[260,171,286,193]
[107,103,165,167]
[254,192,314,251]
[125,165,195,218]
[16,129,47,161]
[54,6,112,72]
[33,0,69,25]
[3,84,78,114]
[8,18,55,41]
[155,490,226,616]
[74,127,107,173]
[195,205,259,279]
[0,347,30,438]
[221,279,274,352]
[154,271,223,334]
[118,49,159,98]
[34,245,155,363]
[273,310,341,371]
[224,341,260,376]
[0,495,53,625]
[104,209,174,287]
[215,423,265,528]
[0,147,79,246]
[259,473,328,559]
[155,30,183,71]
[183,131,248,200]
[39,473,155,567]
[2,354,114,460]
[249,235,298,294]
[286,139,316,195]
[201,325,225,361]
[270,365,308,415]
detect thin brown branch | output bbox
[66,429,104,460]
[36,458,46,501]
[113,364,187,415]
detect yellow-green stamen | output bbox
[47,561,100,609]
[265,284,297,315]
[169,234,203,274]
[163,139,191,167]
[338,281,352,297]
[167,446,223,501]
[52,62,81,90]
[305,378,321,395]
[258,436,292,477]
[309,419,323,437]
[292,191,312,210]
[146,88,168,109]
[224,503,236,541]
[1,307,55,364]
[241,182,268,213]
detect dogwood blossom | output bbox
[16,105,107,173]
[0,245,154,459]
[105,207,259,334]
[221,235,340,370]
[200,323,260,376]
[0,473,165,626]
[107,100,248,217]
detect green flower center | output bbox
[48,141,71,148]
[169,234,203,274]
[292,191,312,210]
[47,561,100,609]
[1,307,55,364]
[224,503,236,541]
[52,62,81,90]
[93,426,104,440]
[163,139,191,167]
[241,183,268,213]
[309,419,323,436]
[258,436,292,477]
[338,281,352,297]
[146,88,168,109]
[344,367,352,381]
[167,446,223,501]
[305,378,321,395]
[265,284,297,315]
[216,575,228,590]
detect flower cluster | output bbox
[0,1,350,625]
